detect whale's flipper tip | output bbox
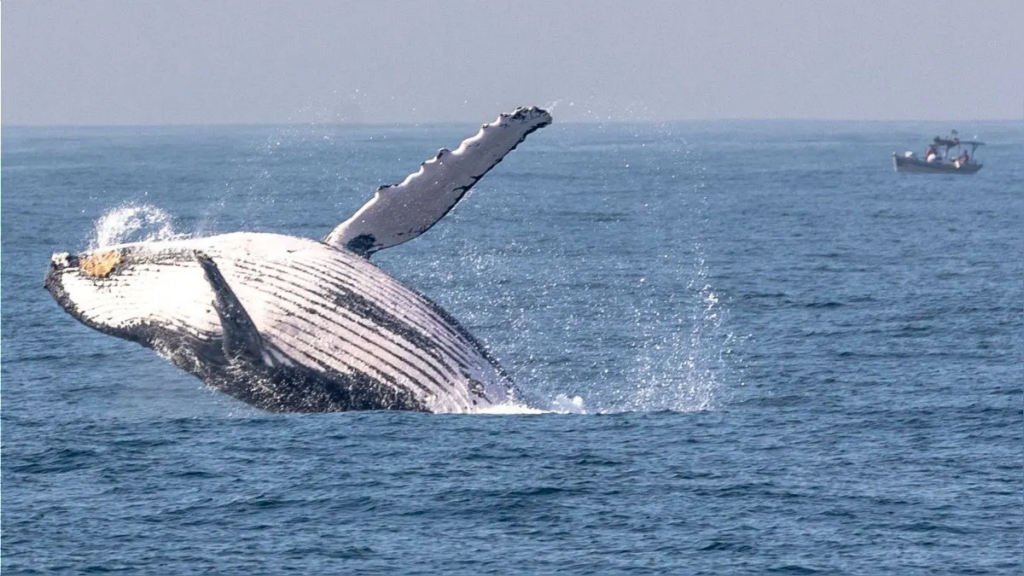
[509,105,553,125]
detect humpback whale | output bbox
[45,106,552,413]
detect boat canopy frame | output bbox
[930,130,985,154]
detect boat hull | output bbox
[893,154,982,175]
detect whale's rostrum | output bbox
[44,106,552,413]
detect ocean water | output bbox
[2,120,1022,574]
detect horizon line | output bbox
[4,117,1022,130]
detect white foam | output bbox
[550,394,587,414]
[91,205,183,250]
[471,394,587,415]
[474,402,550,415]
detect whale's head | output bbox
[44,243,219,350]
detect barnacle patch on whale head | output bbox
[80,250,122,278]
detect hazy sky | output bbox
[4,0,1022,125]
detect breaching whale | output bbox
[45,106,552,413]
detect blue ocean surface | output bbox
[2,120,1022,574]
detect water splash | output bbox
[550,394,587,414]
[416,124,740,416]
[619,144,737,413]
[624,253,734,413]
[90,205,183,249]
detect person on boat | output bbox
[925,144,938,163]
[959,149,969,165]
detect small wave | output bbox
[90,204,184,249]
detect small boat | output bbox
[893,130,984,174]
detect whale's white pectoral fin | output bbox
[195,251,270,365]
[323,106,552,257]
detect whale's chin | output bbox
[44,254,95,332]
